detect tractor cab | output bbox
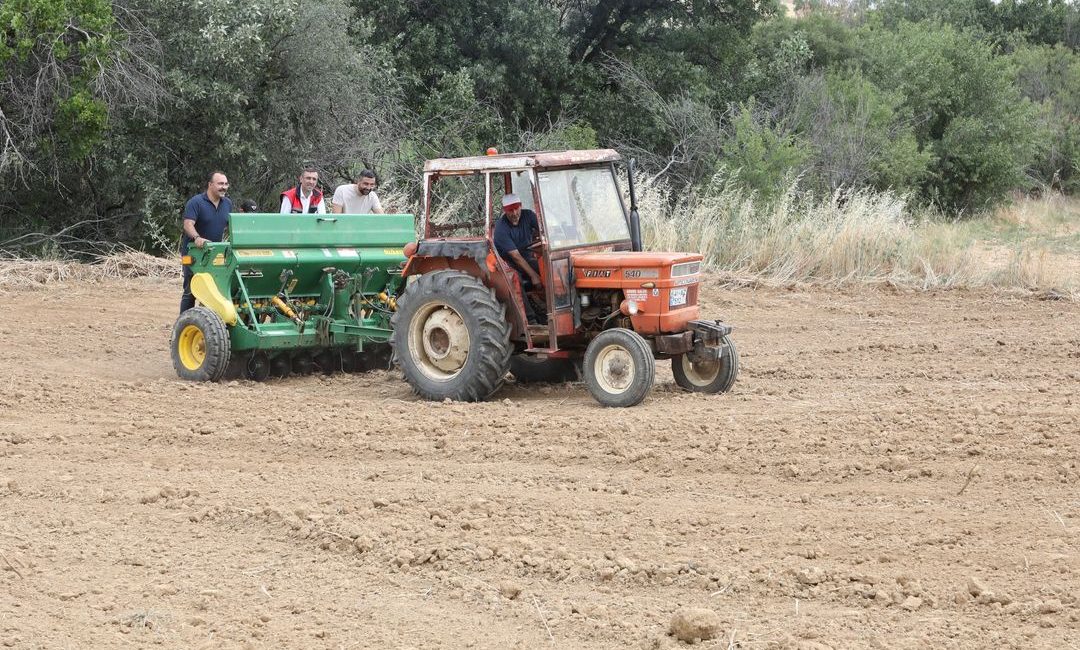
[410,149,702,351]
[396,149,736,407]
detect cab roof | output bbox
[424,149,622,174]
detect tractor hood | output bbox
[569,251,703,288]
[571,251,702,270]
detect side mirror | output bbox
[627,158,642,252]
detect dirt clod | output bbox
[669,607,722,643]
[797,567,827,585]
[498,581,521,600]
[967,576,989,597]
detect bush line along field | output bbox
[1,0,1078,251]
[3,193,1076,297]
[639,185,1080,295]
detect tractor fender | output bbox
[402,254,529,340]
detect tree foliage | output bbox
[1,0,119,175]
[1,0,1077,252]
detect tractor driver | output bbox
[493,193,546,325]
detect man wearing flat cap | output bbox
[493,193,546,324]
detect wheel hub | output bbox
[682,356,719,385]
[178,325,206,370]
[412,303,471,378]
[595,345,635,393]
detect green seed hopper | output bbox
[171,213,414,381]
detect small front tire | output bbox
[583,328,655,407]
[672,335,739,393]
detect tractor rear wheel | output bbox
[171,307,231,382]
[509,354,578,384]
[583,328,655,407]
[391,270,512,402]
[672,335,739,394]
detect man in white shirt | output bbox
[279,166,326,214]
[332,169,384,214]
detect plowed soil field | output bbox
[1,277,1077,649]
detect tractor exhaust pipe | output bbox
[627,158,643,252]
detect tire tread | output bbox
[391,270,512,402]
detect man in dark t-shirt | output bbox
[180,171,232,313]
[493,193,546,324]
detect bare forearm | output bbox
[182,219,200,239]
[509,251,539,283]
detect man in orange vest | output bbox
[279,166,325,214]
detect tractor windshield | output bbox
[537,167,630,249]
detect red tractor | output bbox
[391,149,738,407]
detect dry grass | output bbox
[637,176,1079,297]
[3,187,1077,299]
[0,248,177,291]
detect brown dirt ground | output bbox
[1,277,1077,649]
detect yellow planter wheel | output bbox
[171,306,231,381]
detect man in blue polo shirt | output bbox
[493,193,546,325]
[180,170,232,313]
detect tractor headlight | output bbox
[669,287,688,307]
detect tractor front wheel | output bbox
[672,335,739,394]
[583,328,655,407]
[391,270,512,402]
[171,307,231,382]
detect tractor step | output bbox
[527,324,549,343]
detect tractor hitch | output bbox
[687,320,734,365]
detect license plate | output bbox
[669,287,688,307]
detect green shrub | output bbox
[723,100,810,201]
[790,71,932,195]
[861,21,1040,212]
[1008,43,1080,192]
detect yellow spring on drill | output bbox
[271,295,304,327]
[377,292,397,311]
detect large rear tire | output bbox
[583,328,655,407]
[672,334,739,393]
[391,270,512,402]
[171,307,231,382]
